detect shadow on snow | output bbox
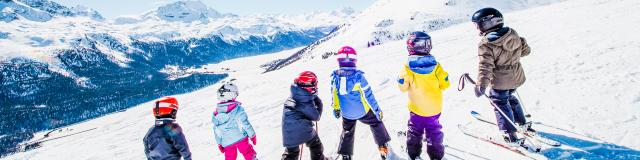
[539,132,640,160]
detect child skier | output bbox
[143,96,192,160]
[281,71,327,160]
[398,31,450,160]
[213,80,258,160]
[471,8,533,143]
[331,46,391,160]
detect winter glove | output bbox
[218,144,224,153]
[250,135,257,145]
[333,109,341,119]
[474,85,486,97]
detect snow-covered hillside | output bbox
[5,0,640,159]
[263,0,564,71]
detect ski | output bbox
[457,124,538,160]
[445,152,465,160]
[18,127,98,152]
[470,111,561,147]
[397,131,482,160]
[445,144,492,160]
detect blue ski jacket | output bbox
[331,68,382,120]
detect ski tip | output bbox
[471,110,480,116]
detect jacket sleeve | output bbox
[236,106,256,137]
[143,130,151,159]
[520,37,531,57]
[313,96,323,118]
[212,116,223,145]
[477,44,495,88]
[331,76,341,111]
[171,125,192,160]
[436,64,450,90]
[397,65,411,92]
[298,101,321,121]
[360,76,381,112]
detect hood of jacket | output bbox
[215,101,239,116]
[483,27,522,52]
[408,55,437,74]
[290,84,315,103]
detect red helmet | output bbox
[153,97,179,119]
[294,71,318,94]
[337,46,357,67]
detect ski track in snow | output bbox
[5,0,640,159]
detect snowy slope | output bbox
[263,0,564,71]
[5,0,640,159]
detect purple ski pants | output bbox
[407,112,444,160]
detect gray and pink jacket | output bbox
[212,101,256,147]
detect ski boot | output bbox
[379,143,390,159]
[504,132,541,152]
[503,132,524,146]
[340,154,352,160]
[409,156,424,160]
[521,122,537,133]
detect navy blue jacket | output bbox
[143,119,192,160]
[282,84,323,148]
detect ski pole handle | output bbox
[458,73,477,91]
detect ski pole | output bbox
[458,73,522,133]
[299,144,304,160]
[514,91,532,118]
[461,76,543,151]
[299,122,320,160]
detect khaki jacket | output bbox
[477,28,530,90]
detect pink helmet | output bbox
[337,46,357,67]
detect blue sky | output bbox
[54,0,377,18]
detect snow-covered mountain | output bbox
[4,0,640,159]
[114,0,229,24]
[0,0,358,156]
[0,0,103,22]
[111,1,358,41]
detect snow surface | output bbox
[5,0,640,159]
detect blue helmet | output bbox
[406,31,432,55]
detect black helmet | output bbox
[406,31,432,55]
[471,8,504,33]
